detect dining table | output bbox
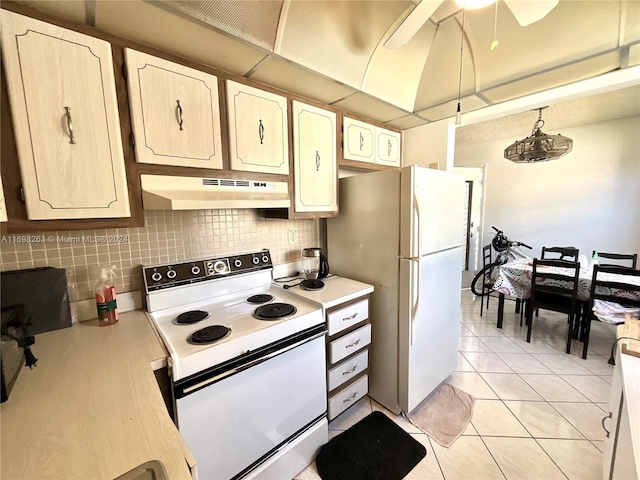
[492,259,640,327]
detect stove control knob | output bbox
[213,261,227,274]
[166,269,177,279]
[252,257,260,265]
[234,259,242,268]
[262,255,269,263]
[151,272,162,282]
[191,266,201,275]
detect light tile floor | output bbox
[296,289,615,479]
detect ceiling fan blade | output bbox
[504,0,559,27]
[384,0,445,49]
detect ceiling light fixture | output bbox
[504,107,573,163]
[455,7,466,125]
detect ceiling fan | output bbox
[384,0,559,49]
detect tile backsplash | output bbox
[0,210,319,302]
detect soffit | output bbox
[455,85,640,146]
[156,0,284,51]
[385,114,431,130]
[417,94,489,122]
[276,1,410,90]
[246,56,356,105]
[14,0,86,24]
[94,0,267,76]
[481,51,622,104]
[331,92,411,123]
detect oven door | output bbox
[174,326,327,480]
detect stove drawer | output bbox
[328,323,371,364]
[327,349,368,392]
[328,374,368,420]
[327,299,368,336]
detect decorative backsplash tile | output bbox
[0,210,319,302]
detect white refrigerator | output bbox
[327,165,464,414]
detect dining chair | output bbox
[526,259,580,352]
[541,246,580,262]
[479,244,494,316]
[581,265,640,359]
[592,251,637,269]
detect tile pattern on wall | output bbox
[0,210,318,302]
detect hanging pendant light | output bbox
[504,107,573,163]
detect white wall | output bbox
[403,119,450,169]
[455,115,640,260]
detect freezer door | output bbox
[400,166,465,258]
[398,247,462,413]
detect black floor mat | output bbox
[315,411,427,480]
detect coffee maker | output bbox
[301,248,329,290]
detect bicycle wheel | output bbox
[471,265,492,297]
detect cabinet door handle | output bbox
[602,412,612,438]
[343,313,358,322]
[346,338,361,348]
[342,365,357,375]
[176,100,184,131]
[359,132,364,150]
[316,151,320,171]
[258,120,265,144]
[64,107,76,144]
[343,391,358,403]
[388,139,392,156]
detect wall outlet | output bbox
[288,228,298,245]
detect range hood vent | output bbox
[141,174,290,211]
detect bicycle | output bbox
[470,227,533,297]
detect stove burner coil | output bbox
[301,279,325,291]
[188,325,231,344]
[177,310,209,324]
[247,294,274,304]
[254,303,297,320]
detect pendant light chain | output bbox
[456,7,466,125]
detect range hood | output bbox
[140,174,290,211]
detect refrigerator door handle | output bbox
[410,258,420,346]
[413,193,422,258]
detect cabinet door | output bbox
[292,101,337,213]
[226,80,289,175]
[0,11,130,220]
[375,127,401,167]
[343,117,374,163]
[124,49,223,169]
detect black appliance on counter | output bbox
[0,267,72,402]
[1,305,37,402]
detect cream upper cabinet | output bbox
[375,127,401,167]
[226,80,289,175]
[124,49,223,169]
[292,101,337,214]
[0,11,130,220]
[343,117,375,163]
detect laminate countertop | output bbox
[276,275,374,309]
[0,310,195,480]
[617,326,640,475]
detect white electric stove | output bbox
[143,250,328,480]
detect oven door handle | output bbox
[182,329,327,395]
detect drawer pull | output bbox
[258,119,265,144]
[343,365,357,375]
[316,150,320,171]
[343,391,358,403]
[343,313,358,322]
[346,339,361,348]
[602,412,612,438]
[176,100,184,130]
